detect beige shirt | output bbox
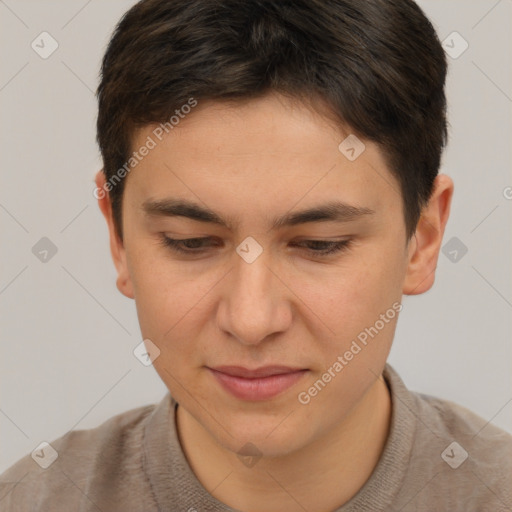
[1,363,511,511]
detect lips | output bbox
[207,365,308,401]
[211,365,305,378]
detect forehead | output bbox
[124,94,402,226]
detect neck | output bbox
[176,374,391,512]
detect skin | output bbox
[95,92,453,512]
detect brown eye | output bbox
[161,236,216,254]
[291,239,352,256]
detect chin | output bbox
[209,411,312,460]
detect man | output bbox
[1,0,511,510]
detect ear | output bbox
[94,170,135,299]
[403,174,454,295]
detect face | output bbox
[97,93,435,458]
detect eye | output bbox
[160,236,353,257]
[291,239,352,256]
[160,236,218,254]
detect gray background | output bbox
[1,0,511,474]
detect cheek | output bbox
[126,247,225,368]
[133,274,205,344]
[301,244,405,362]
[317,255,403,323]
[294,257,403,419]
[125,245,189,337]
[129,260,209,393]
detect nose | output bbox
[216,247,292,346]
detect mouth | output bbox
[207,365,309,401]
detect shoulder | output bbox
[0,401,157,511]
[413,390,512,457]
[406,386,511,509]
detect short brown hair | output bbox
[97,0,448,241]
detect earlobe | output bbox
[403,174,454,295]
[94,170,135,300]
[116,272,135,299]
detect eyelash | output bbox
[160,236,352,257]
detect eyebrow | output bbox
[142,198,375,231]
